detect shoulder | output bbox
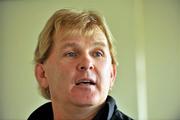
[27,102,53,120]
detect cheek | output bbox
[45,62,69,86]
[59,61,76,75]
[96,62,112,97]
[47,64,74,98]
[52,61,76,86]
[97,61,112,85]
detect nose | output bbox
[77,56,94,72]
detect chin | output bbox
[71,94,101,107]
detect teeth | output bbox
[75,79,95,85]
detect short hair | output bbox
[34,9,117,99]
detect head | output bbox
[34,9,117,106]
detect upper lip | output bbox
[75,78,96,85]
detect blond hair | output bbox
[34,9,117,99]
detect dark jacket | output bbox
[28,96,133,120]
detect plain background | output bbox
[0,0,179,119]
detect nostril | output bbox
[89,66,93,69]
[77,64,94,71]
[80,66,85,70]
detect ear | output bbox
[35,63,49,88]
[110,64,117,88]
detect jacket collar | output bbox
[93,95,117,120]
[28,95,117,120]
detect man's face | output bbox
[37,29,116,107]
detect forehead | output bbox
[53,28,108,46]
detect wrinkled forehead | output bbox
[53,26,108,44]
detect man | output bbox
[28,9,133,120]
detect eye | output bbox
[64,51,78,57]
[93,50,104,57]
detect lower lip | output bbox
[74,84,96,89]
[71,84,96,100]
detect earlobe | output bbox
[35,63,49,88]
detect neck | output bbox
[52,101,104,120]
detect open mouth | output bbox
[75,79,96,86]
